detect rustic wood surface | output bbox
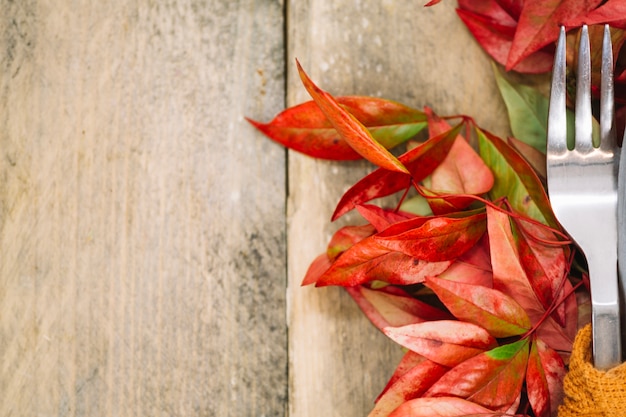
[0,1,509,416]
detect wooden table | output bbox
[0,1,510,415]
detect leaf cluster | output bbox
[248,62,592,416]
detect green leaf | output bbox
[476,127,557,227]
[493,65,601,152]
[494,64,571,152]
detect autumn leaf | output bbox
[436,241,493,287]
[494,64,571,152]
[332,122,462,220]
[422,109,494,214]
[425,276,531,338]
[456,1,553,73]
[247,96,427,160]
[346,285,451,330]
[388,396,498,417]
[356,204,415,233]
[327,224,377,261]
[383,320,497,367]
[316,234,451,287]
[565,2,626,29]
[487,206,577,352]
[511,217,569,326]
[507,136,547,179]
[374,210,487,262]
[425,339,530,412]
[296,60,408,173]
[301,253,333,286]
[477,127,557,227]
[526,337,566,417]
[370,359,449,417]
[507,0,603,71]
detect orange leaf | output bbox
[296,60,409,173]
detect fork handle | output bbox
[587,251,622,369]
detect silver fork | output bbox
[547,25,621,370]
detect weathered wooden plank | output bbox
[286,2,510,416]
[0,1,286,416]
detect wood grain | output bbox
[0,1,286,416]
[286,2,509,417]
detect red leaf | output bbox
[383,320,497,367]
[426,276,531,338]
[422,110,495,214]
[316,234,451,287]
[356,204,415,232]
[370,360,449,417]
[388,397,496,417]
[436,240,493,287]
[507,0,603,71]
[526,337,566,417]
[456,7,553,73]
[511,217,569,326]
[487,206,576,352]
[247,96,427,160]
[301,253,333,286]
[376,351,429,401]
[327,224,376,261]
[346,285,451,330]
[374,211,487,262]
[458,0,518,27]
[565,1,626,29]
[332,122,462,220]
[425,339,530,412]
[296,60,408,173]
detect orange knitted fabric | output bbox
[558,324,626,416]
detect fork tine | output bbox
[600,24,616,151]
[576,25,593,153]
[547,26,568,156]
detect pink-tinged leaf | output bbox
[316,235,451,287]
[512,217,569,326]
[436,258,493,287]
[327,224,376,261]
[346,285,451,330]
[296,61,408,173]
[487,206,576,352]
[374,211,487,262]
[301,253,333,286]
[388,397,497,417]
[425,276,531,338]
[383,320,497,367]
[456,7,553,74]
[437,238,493,287]
[332,122,462,220]
[507,136,546,180]
[369,360,449,417]
[526,338,566,417]
[423,110,494,214]
[376,351,427,401]
[424,0,442,6]
[507,0,603,71]
[477,127,557,227]
[247,96,427,160]
[425,339,530,412]
[356,204,415,233]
